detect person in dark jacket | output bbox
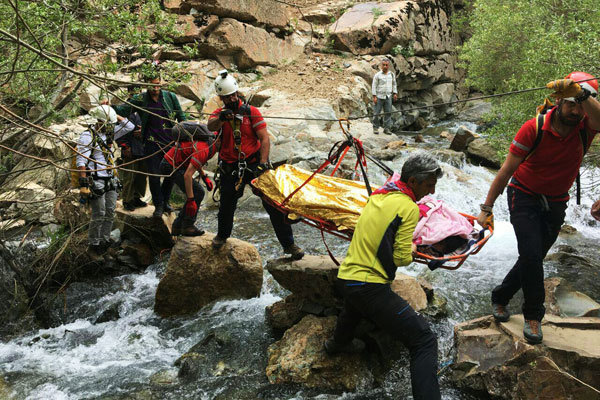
[114,75,187,217]
[116,111,148,211]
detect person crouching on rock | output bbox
[77,105,135,260]
[159,121,217,236]
[325,153,443,400]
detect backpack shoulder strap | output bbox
[579,127,589,155]
[525,113,546,160]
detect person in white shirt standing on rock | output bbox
[77,105,135,260]
[371,58,398,135]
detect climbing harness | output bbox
[83,125,121,198]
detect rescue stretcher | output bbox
[251,163,493,270]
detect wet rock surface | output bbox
[154,234,263,317]
[452,315,600,399]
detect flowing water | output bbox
[2,123,600,399]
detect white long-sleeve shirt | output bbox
[76,118,134,178]
[372,70,397,99]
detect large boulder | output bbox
[186,0,290,30]
[170,14,219,44]
[0,182,56,224]
[449,125,477,152]
[266,315,374,391]
[452,315,600,399]
[544,277,600,318]
[390,274,428,312]
[154,234,262,317]
[329,2,419,55]
[266,255,340,308]
[203,19,304,69]
[466,138,502,169]
[266,255,433,329]
[173,60,222,104]
[265,293,306,334]
[115,203,175,251]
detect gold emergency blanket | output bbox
[253,164,374,232]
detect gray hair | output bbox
[400,153,443,183]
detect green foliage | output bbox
[183,43,200,59]
[391,44,415,58]
[0,0,178,119]
[459,0,600,154]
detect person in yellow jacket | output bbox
[325,153,443,400]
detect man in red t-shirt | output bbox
[159,122,217,236]
[477,73,600,344]
[206,70,304,259]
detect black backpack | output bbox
[171,121,216,145]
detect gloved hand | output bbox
[79,177,89,188]
[255,161,273,177]
[546,79,584,100]
[202,175,214,192]
[184,197,198,218]
[219,109,234,121]
[477,210,494,230]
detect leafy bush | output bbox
[458,0,600,154]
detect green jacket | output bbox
[337,191,418,284]
[114,90,187,140]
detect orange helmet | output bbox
[564,71,598,101]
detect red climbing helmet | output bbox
[564,71,598,101]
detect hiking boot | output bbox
[373,127,380,135]
[132,198,147,208]
[523,319,543,344]
[152,204,164,218]
[284,244,304,260]
[181,222,205,237]
[324,338,365,355]
[212,236,227,250]
[171,219,182,236]
[383,129,392,135]
[123,201,136,211]
[492,303,510,322]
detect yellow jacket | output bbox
[338,191,418,283]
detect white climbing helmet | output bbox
[214,69,239,96]
[88,105,117,124]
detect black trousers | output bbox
[333,279,440,400]
[217,162,294,249]
[159,160,204,225]
[145,141,173,207]
[491,186,567,321]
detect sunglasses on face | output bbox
[219,93,237,101]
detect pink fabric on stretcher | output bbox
[413,195,474,245]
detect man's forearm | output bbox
[256,128,270,163]
[207,118,223,132]
[483,170,512,207]
[582,96,600,131]
[184,165,196,198]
